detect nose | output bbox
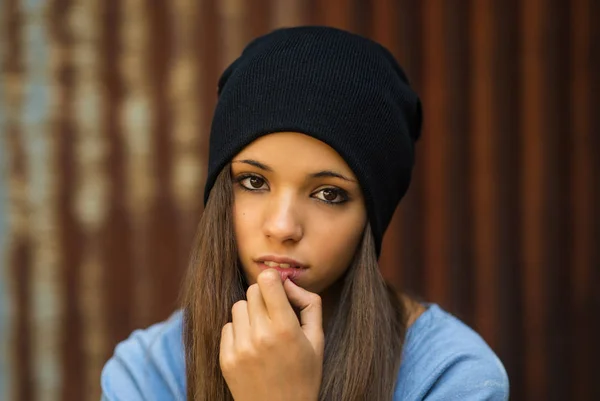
[262,193,303,243]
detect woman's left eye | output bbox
[313,188,348,204]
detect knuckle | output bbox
[231,300,247,314]
[246,283,260,299]
[252,328,275,348]
[221,322,232,337]
[310,294,322,308]
[220,352,236,372]
[237,342,257,361]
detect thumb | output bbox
[283,279,324,354]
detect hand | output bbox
[219,269,324,401]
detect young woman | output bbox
[101,26,509,400]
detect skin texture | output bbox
[231,132,368,295]
[220,132,367,400]
[220,269,324,401]
[219,132,425,400]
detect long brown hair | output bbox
[181,166,408,400]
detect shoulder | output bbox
[394,304,509,401]
[100,310,186,401]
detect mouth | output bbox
[255,255,307,269]
[259,260,303,269]
[254,256,308,282]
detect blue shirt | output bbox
[101,304,509,400]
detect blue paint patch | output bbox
[0,0,54,398]
[21,0,62,395]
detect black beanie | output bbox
[204,26,422,257]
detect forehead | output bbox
[233,132,356,176]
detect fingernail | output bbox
[263,268,279,280]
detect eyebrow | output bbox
[234,159,273,171]
[310,170,356,183]
[232,159,357,183]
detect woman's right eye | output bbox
[238,175,268,190]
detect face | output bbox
[231,132,367,294]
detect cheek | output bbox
[233,200,257,254]
[309,210,366,282]
[233,199,263,283]
[234,196,254,222]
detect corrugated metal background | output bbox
[1,0,598,400]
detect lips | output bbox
[254,255,308,282]
[255,255,307,269]
[263,261,293,268]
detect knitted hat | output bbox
[204,26,422,257]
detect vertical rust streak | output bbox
[591,4,600,400]
[23,0,65,395]
[445,0,473,323]
[50,0,86,399]
[396,0,423,85]
[372,0,402,286]
[168,0,205,311]
[6,130,33,401]
[396,1,424,297]
[470,0,499,348]
[493,0,524,394]
[570,0,593,398]
[183,0,206,259]
[120,0,155,328]
[520,0,548,398]
[248,0,270,39]
[219,0,248,69]
[70,0,111,396]
[25,0,65,393]
[102,0,135,350]
[420,0,451,306]
[14,242,32,401]
[316,0,352,30]
[57,71,84,400]
[198,0,219,197]
[3,1,30,400]
[146,0,179,321]
[371,0,395,51]
[270,0,308,28]
[544,3,571,399]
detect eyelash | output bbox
[233,173,350,205]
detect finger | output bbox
[283,279,324,353]
[256,269,296,324]
[246,283,268,326]
[231,300,250,341]
[219,322,234,368]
